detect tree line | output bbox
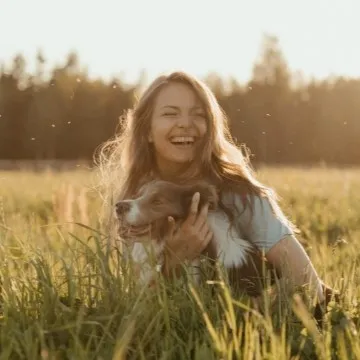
[1,35,359,166]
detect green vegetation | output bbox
[0,167,359,359]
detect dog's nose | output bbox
[115,201,130,215]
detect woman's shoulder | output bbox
[221,189,294,228]
[220,189,295,250]
[220,189,270,212]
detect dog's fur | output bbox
[116,180,277,295]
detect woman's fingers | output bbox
[185,192,200,226]
[201,227,213,247]
[194,203,209,231]
[192,226,212,256]
[165,193,213,262]
[204,227,213,243]
[198,218,210,240]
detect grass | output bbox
[0,166,359,359]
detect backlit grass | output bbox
[0,166,359,359]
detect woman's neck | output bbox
[154,167,209,185]
[154,162,187,180]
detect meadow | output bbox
[0,166,359,359]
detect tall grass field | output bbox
[0,166,359,359]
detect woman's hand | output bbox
[163,192,213,273]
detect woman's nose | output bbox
[176,114,192,128]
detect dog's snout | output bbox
[115,201,130,215]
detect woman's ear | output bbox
[148,132,153,143]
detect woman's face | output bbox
[148,82,208,177]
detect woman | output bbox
[97,71,336,321]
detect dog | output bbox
[115,180,275,295]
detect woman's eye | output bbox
[191,111,206,118]
[163,112,177,117]
[151,198,162,205]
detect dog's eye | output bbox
[151,198,162,206]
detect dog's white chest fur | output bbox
[207,211,252,268]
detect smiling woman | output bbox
[148,82,208,177]
[96,70,339,328]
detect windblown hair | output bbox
[95,71,294,235]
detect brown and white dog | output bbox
[115,180,273,293]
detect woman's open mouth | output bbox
[170,136,196,148]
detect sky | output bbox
[0,0,359,85]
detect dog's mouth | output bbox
[118,223,152,240]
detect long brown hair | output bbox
[95,71,293,234]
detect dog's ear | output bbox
[182,182,218,212]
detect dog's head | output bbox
[115,180,218,241]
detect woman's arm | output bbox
[233,193,332,303]
[265,234,325,302]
